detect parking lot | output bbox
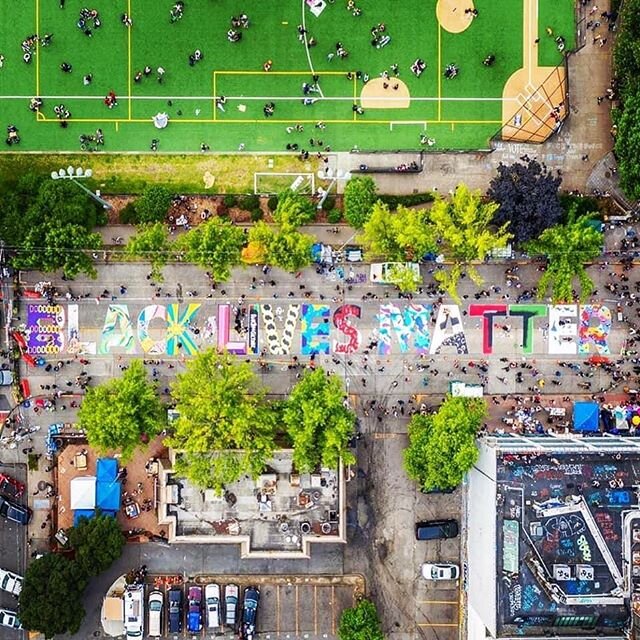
[0,463,27,638]
[139,574,362,639]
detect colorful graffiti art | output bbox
[26,304,65,354]
[578,304,612,355]
[377,303,432,355]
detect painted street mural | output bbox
[24,302,617,357]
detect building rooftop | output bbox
[157,449,345,558]
[468,440,640,639]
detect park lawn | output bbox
[0,0,575,153]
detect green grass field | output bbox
[0,0,575,153]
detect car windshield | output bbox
[1,576,8,589]
[149,601,161,611]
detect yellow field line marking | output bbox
[115,121,119,132]
[437,24,442,121]
[36,0,40,97]
[127,0,132,120]
[214,70,347,75]
[418,623,459,628]
[212,72,217,121]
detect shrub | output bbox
[239,194,261,211]
[250,208,264,222]
[223,195,237,208]
[119,201,139,224]
[343,176,377,228]
[135,186,173,223]
[378,193,435,210]
[327,208,342,223]
[321,195,336,211]
[267,195,279,211]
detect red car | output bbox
[0,474,24,500]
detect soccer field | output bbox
[0,0,576,153]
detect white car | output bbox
[0,569,23,596]
[421,563,460,581]
[0,608,22,629]
[124,585,144,639]
[205,583,221,629]
[224,583,239,626]
[147,590,163,636]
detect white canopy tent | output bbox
[70,476,96,510]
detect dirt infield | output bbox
[436,0,475,34]
[360,78,411,109]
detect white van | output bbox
[124,585,144,639]
[148,590,163,637]
[205,583,220,628]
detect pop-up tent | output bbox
[573,401,600,433]
[70,476,96,510]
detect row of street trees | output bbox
[345,161,604,302]
[78,351,356,492]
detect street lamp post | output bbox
[50,166,113,210]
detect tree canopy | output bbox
[359,201,435,262]
[134,185,173,223]
[167,350,277,492]
[404,395,487,491]
[272,189,316,228]
[18,553,88,638]
[387,263,422,293]
[344,177,377,228]
[8,178,104,278]
[525,207,603,302]
[177,217,245,281]
[247,220,314,272]
[283,369,356,472]
[78,359,166,461]
[338,599,385,640]
[487,159,564,244]
[126,222,173,281]
[68,512,125,577]
[614,92,640,201]
[430,184,511,301]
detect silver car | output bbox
[225,583,239,626]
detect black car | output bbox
[242,586,260,640]
[168,587,183,633]
[0,496,31,525]
[415,519,459,540]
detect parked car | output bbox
[123,585,144,639]
[0,370,13,386]
[187,585,202,633]
[415,519,459,540]
[224,583,239,627]
[205,583,220,629]
[147,590,163,636]
[0,473,24,500]
[421,563,460,581]
[168,587,183,633]
[0,608,22,630]
[0,496,31,525]
[0,568,23,596]
[242,586,260,640]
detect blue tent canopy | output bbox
[96,480,121,512]
[573,401,600,432]
[73,509,95,525]
[96,458,118,482]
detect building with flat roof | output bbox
[156,449,346,558]
[467,434,640,640]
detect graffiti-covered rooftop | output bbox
[495,451,640,637]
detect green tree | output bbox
[283,369,355,472]
[404,395,487,491]
[68,512,125,577]
[178,217,245,281]
[360,201,435,262]
[338,599,384,640]
[387,263,422,293]
[268,228,314,272]
[78,359,166,461]
[344,177,377,228]
[167,350,277,492]
[127,222,173,281]
[273,189,316,228]
[19,553,88,638]
[614,93,640,200]
[134,185,173,223]
[525,208,603,302]
[430,184,511,302]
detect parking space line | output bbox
[314,584,318,635]
[332,585,336,635]
[295,584,299,635]
[276,584,280,635]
